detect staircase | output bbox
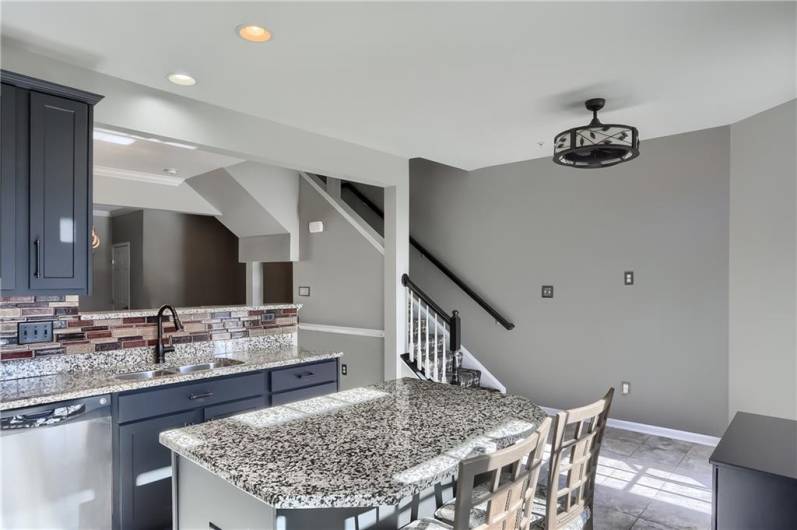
[302,172,510,393]
[402,274,484,388]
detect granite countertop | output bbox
[160,378,547,509]
[0,349,341,411]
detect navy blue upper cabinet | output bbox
[0,71,102,295]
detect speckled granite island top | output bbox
[160,378,547,509]
[0,349,341,411]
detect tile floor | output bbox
[591,428,713,530]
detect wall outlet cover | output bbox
[541,285,554,298]
[308,221,324,233]
[298,286,311,297]
[18,321,54,345]
[624,271,634,285]
[341,363,348,376]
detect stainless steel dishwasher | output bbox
[1,394,112,530]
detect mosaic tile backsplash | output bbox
[0,295,298,363]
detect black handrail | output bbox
[403,274,462,359]
[402,274,451,325]
[341,180,515,330]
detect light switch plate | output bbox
[18,321,53,345]
[541,285,554,299]
[298,286,311,297]
[621,381,631,395]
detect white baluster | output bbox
[416,301,423,371]
[433,314,439,382]
[441,323,447,383]
[408,289,414,363]
[425,308,430,376]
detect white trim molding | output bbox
[541,406,720,447]
[298,322,385,338]
[95,165,187,187]
[300,172,385,254]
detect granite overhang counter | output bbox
[160,377,547,528]
[0,349,342,411]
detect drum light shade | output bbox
[553,98,639,169]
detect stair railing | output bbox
[340,180,515,331]
[402,273,462,384]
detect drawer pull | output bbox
[295,371,315,379]
[188,391,214,401]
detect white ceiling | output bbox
[3,2,795,170]
[93,131,243,182]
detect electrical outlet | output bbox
[18,321,54,345]
[624,271,634,285]
[341,363,348,376]
[621,381,631,395]
[541,285,554,299]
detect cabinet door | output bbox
[28,91,90,292]
[0,83,27,293]
[118,408,203,530]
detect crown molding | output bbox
[94,165,186,187]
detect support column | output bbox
[383,179,410,381]
[246,262,264,306]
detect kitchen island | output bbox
[160,378,547,530]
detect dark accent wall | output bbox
[79,215,113,311]
[141,210,245,308]
[263,262,293,303]
[111,210,145,309]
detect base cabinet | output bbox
[117,409,203,530]
[113,360,338,529]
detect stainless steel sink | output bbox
[113,358,244,381]
[174,358,245,374]
[114,368,179,381]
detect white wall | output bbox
[225,162,301,261]
[729,99,797,421]
[94,173,220,215]
[1,42,408,187]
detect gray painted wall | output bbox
[729,99,797,421]
[410,127,730,436]
[141,210,245,308]
[298,330,383,390]
[294,178,383,329]
[80,215,113,311]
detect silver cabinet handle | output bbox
[295,371,315,379]
[33,238,41,278]
[188,392,214,401]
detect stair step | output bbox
[400,353,482,389]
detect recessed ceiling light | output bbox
[163,168,179,176]
[94,128,136,145]
[167,73,197,86]
[237,24,272,43]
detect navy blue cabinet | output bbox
[113,362,338,529]
[0,71,102,296]
[117,408,202,530]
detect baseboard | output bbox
[541,406,720,447]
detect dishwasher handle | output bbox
[1,395,109,431]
